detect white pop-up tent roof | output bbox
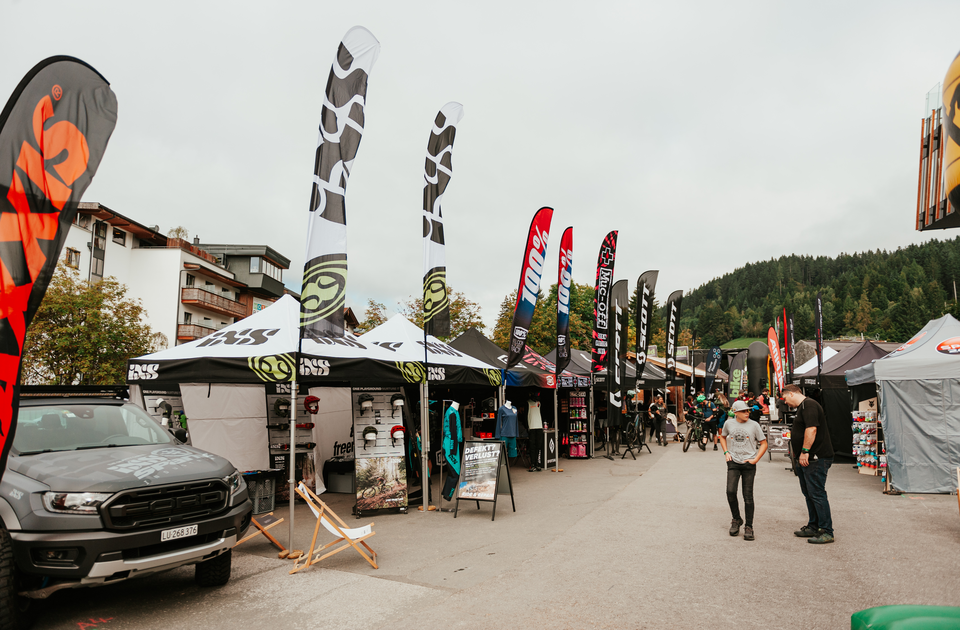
[359,315,503,387]
[844,314,960,493]
[127,294,413,386]
[793,346,839,379]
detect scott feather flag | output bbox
[422,102,463,338]
[591,231,618,373]
[0,56,118,479]
[555,227,573,375]
[301,26,380,339]
[634,270,658,384]
[664,290,683,378]
[506,207,553,369]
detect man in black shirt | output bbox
[782,384,835,544]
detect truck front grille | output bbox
[101,480,229,531]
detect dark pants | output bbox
[726,461,757,527]
[647,416,662,444]
[797,457,833,535]
[528,428,543,468]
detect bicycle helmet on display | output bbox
[304,395,321,415]
[274,397,291,418]
[390,393,404,417]
[390,424,405,446]
[362,425,378,449]
[358,393,375,415]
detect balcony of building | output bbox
[180,287,247,319]
[177,323,218,342]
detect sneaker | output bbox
[713,445,718,451]
[743,526,755,541]
[729,518,743,536]
[794,525,818,538]
[808,532,835,544]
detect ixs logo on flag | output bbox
[248,354,296,383]
[128,364,160,381]
[197,328,280,348]
[484,368,503,387]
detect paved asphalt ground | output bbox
[32,440,960,630]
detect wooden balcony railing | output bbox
[180,287,246,319]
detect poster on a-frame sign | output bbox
[454,440,515,521]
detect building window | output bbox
[183,312,192,324]
[112,228,126,246]
[91,257,104,277]
[249,257,260,274]
[73,214,91,229]
[249,256,283,282]
[65,248,80,269]
[185,274,195,287]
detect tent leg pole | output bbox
[421,382,430,513]
[289,370,297,548]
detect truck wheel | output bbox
[195,549,232,587]
[0,526,35,630]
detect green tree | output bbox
[167,225,189,240]
[400,286,483,341]
[21,264,166,385]
[355,298,387,334]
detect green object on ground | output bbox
[852,605,960,629]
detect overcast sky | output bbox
[4,1,960,333]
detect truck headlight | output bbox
[42,492,112,514]
[223,470,243,495]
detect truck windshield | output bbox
[13,403,174,453]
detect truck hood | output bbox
[8,445,237,493]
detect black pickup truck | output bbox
[0,397,252,628]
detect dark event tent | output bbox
[449,328,588,388]
[795,340,890,456]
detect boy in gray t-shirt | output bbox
[719,401,768,541]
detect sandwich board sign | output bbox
[454,440,515,521]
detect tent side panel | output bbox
[181,384,269,472]
[881,379,957,493]
[822,387,852,457]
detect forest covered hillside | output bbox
[680,237,960,348]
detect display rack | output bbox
[852,410,885,479]
[561,390,589,458]
[266,390,318,503]
[352,388,408,518]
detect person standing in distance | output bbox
[719,400,767,541]
[781,384,835,544]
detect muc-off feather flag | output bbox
[422,102,463,338]
[555,227,573,375]
[506,207,553,369]
[664,290,683,378]
[591,231,618,373]
[608,279,629,413]
[301,27,380,339]
[0,56,117,480]
[634,269,658,384]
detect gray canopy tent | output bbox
[846,314,960,493]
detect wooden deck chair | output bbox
[290,481,377,573]
[234,512,285,552]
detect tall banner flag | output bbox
[591,231,618,373]
[943,50,960,211]
[634,270,659,384]
[608,280,629,413]
[0,57,117,479]
[728,350,747,399]
[506,207,553,368]
[555,227,573,375]
[815,290,824,383]
[664,290,683,378]
[787,313,796,377]
[704,346,722,395]
[767,327,785,392]
[422,101,464,338]
[301,27,380,339]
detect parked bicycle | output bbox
[623,413,646,452]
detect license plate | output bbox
[161,524,198,542]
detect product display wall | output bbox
[353,388,409,515]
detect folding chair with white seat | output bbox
[290,481,377,573]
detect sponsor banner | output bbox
[664,290,683,377]
[301,27,380,339]
[0,56,118,479]
[506,207,554,369]
[608,280,629,413]
[728,350,747,399]
[943,50,960,211]
[704,346,722,394]
[422,102,464,338]
[634,271,659,386]
[555,226,574,375]
[815,290,824,380]
[767,327,785,392]
[591,231,618,373]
